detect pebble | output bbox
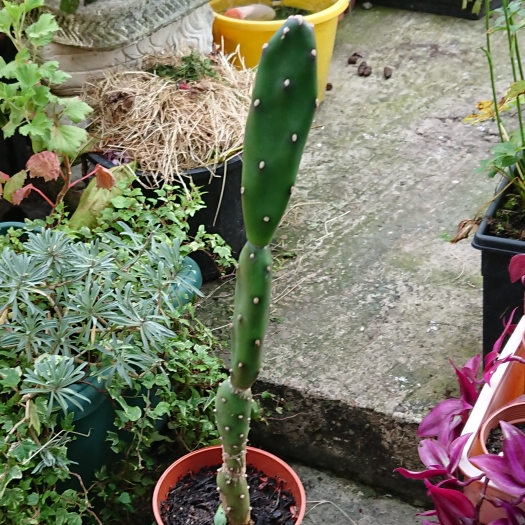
[326,82,333,91]
[363,1,373,8]
[384,66,393,79]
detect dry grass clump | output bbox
[83,50,254,185]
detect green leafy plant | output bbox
[0,0,95,211]
[0,226,225,524]
[147,50,218,83]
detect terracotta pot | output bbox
[459,316,525,523]
[153,445,306,525]
[479,400,525,455]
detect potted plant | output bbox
[0,0,99,223]
[452,0,525,357]
[395,253,525,525]
[370,0,500,20]
[0,218,222,523]
[152,15,317,525]
[209,0,347,103]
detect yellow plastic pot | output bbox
[209,0,349,102]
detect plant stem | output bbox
[503,0,525,153]
[55,155,71,209]
[484,0,503,142]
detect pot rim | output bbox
[152,445,306,524]
[479,401,525,455]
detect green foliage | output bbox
[147,51,218,82]
[0,0,92,157]
[0,226,226,524]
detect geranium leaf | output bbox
[48,124,88,157]
[3,171,27,203]
[88,164,116,190]
[26,151,61,181]
[12,185,33,206]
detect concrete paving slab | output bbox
[293,462,422,525]
[197,5,512,503]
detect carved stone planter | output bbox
[38,0,214,95]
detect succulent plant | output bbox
[214,15,318,525]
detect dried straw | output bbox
[83,50,254,186]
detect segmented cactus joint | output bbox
[215,14,317,525]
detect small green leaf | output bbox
[23,0,45,12]
[25,13,59,48]
[26,492,39,506]
[214,506,228,525]
[60,97,93,123]
[0,10,13,33]
[14,63,41,89]
[110,195,134,209]
[117,492,131,504]
[28,400,41,434]
[3,171,27,203]
[18,112,53,140]
[0,367,22,389]
[123,405,142,421]
[3,3,24,27]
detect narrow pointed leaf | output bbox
[471,454,525,496]
[424,479,476,525]
[418,439,449,469]
[448,433,473,474]
[500,421,525,486]
[395,467,449,480]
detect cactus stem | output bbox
[240,495,245,499]
[213,408,217,412]
[254,99,260,107]
[281,27,290,38]
[263,216,270,222]
[217,487,221,491]
[227,507,232,512]
[253,297,260,304]
[240,186,245,195]
[284,79,290,87]
[259,161,265,169]
[292,134,298,142]
[265,266,271,272]
[233,445,238,449]
[238,415,244,419]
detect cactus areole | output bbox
[214,15,317,525]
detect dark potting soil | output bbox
[486,422,525,455]
[160,464,298,525]
[486,192,525,241]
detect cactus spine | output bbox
[215,15,317,525]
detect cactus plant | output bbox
[214,15,317,525]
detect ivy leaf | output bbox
[25,13,59,48]
[26,492,39,506]
[0,367,22,389]
[59,97,92,123]
[9,440,38,462]
[3,171,27,203]
[28,400,41,434]
[48,124,88,157]
[59,0,80,14]
[26,151,61,181]
[14,63,41,89]
[117,492,131,504]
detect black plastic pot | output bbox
[472,184,525,359]
[85,153,246,281]
[371,0,501,19]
